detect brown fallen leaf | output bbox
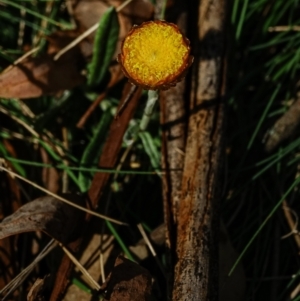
[0,53,84,99]
[0,194,85,244]
[100,255,153,301]
[0,29,85,99]
[46,30,83,55]
[0,148,22,293]
[72,0,154,58]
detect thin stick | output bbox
[115,84,138,118]
[269,25,300,32]
[0,239,58,300]
[54,22,98,60]
[137,223,166,278]
[54,0,134,61]
[77,65,123,128]
[62,127,69,193]
[281,201,300,248]
[17,6,26,47]
[0,163,127,226]
[100,252,106,284]
[58,242,101,291]
[77,91,107,128]
[113,143,134,181]
[291,283,300,299]
[0,103,70,167]
[2,46,39,74]
[0,106,40,139]
[116,0,134,12]
[13,47,39,65]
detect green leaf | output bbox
[87,7,120,87]
[106,220,134,261]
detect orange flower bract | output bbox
[118,20,193,90]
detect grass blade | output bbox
[247,84,281,150]
[228,175,300,277]
[87,7,120,87]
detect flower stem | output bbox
[139,90,159,131]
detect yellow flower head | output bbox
[118,20,193,90]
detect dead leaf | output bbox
[46,30,82,55]
[72,0,154,58]
[0,53,84,99]
[0,194,85,244]
[100,255,153,301]
[0,30,86,99]
[27,276,50,301]
[0,150,22,292]
[264,97,300,152]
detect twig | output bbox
[33,0,54,46]
[0,162,127,226]
[53,22,98,61]
[58,242,101,291]
[0,106,40,139]
[77,65,124,128]
[77,91,107,128]
[54,0,134,61]
[2,46,39,73]
[115,84,138,118]
[17,6,26,47]
[100,252,106,284]
[137,223,166,278]
[0,239,58,300]
[0,104,70,168]
[269,25,300,32]
[281,201,300,249]
[62,127,69,193]
[290,283,300,299]
[13,47,39,64]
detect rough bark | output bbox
[159,2,189,298]
[160,2,188,249]
[172,1,227,301]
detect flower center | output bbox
[122,22,189,88]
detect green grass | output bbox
[226,0,300,299]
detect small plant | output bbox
[118,20,193,90]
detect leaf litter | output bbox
[99,255,153,301]
[0,194,85,244]
[0,0,155,300]
[0,30,85,99]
